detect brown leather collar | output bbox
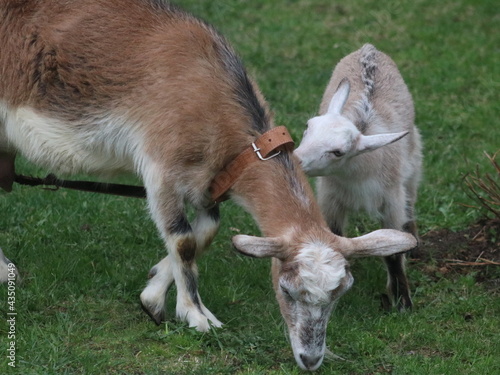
[209,126,294,203]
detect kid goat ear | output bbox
[355,131,410,155]
[327,78,350,115]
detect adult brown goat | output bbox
[0,1,416,370]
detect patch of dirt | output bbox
[411,219,500,290]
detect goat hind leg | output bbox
[382,253,412,311]
[382,195,413,311]
[0,152,15,192]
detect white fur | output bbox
[295,242,348,304]
[192,210,220,252]
[2,104,142,176]
[275,242,354,371]
[139,255,174,320]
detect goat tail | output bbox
[359,43,377,99]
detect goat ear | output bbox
[355,131,409,155]
[232,235,286,259]
[327,78,350,115]
[338,229,417,258]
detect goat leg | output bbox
[0,153,15,192]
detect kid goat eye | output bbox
[330,150,344,157]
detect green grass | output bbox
[1,0,499,374]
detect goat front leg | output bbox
[170,232,216,331]
[140,191,221,330]
[381,193,414,311]
[404,178,421,257]
[140,254,174,324]
[141,212,216,331]
[188,205,222,327]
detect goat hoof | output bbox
[141,301,165,325]
[186,313,211,332]
[397,296,413,312]
[147,265,158,279]
[380,293,392,312]
[380,293,413,312]
[409,245,420,259]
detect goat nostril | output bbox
[299,354,322,369]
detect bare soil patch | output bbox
[412,219,500,291]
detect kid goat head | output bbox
[295,79,408,176]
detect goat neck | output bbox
[230,150,327,239]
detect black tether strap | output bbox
[14,174,146,198]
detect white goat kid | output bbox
[295,44,422,310]
[0,2,417,370]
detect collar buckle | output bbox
[251,142,281,161]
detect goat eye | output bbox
[330,150,345,157]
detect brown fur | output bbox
[232,152,326,237]
[0,0,265,185]
[177,237,198,263]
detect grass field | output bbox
[1,0,499,374]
